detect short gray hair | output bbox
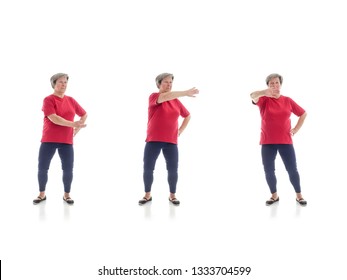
[50,73,69,88]
[155,73,174,88]
[266,73,283,85]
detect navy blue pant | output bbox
[261,144,301,194]
[38,142,74,193]
[143,142,178,193]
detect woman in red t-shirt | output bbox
[33,73,87,205]
[139,73,199,206]
[250,73,307,206]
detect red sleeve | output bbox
[42,95,56,116]
[148,93,160,107]
[70,97,87,117]
[289,98,305,116]
[256,96,266,108]
[176,99,190,117]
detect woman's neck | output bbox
[53,92,64,98]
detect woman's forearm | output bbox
[178,115,191,136]
[48,114,76,127]
[250,90,267,103]
[292,112,307,133]
[157,88,198,103]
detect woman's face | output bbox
[159,76,173,93]
[268,77,281,91]
[267,77,281,98]
[54,76,68,94]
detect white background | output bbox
[1,0,346,279]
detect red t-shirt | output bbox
[146,93,190,144]
[41,94,87,144]
[255,95,305,144]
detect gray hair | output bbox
[50,73,69,88]
[266,73,283,85]
[155,73,174,88]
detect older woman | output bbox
[250,73,307,206]
[139,73,199,206]
[33,73,87,205]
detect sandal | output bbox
[139,196,152,205]
[63,196,74,205]
[33,196,46,205]
[266,196,279,206]
[296,198,307,206]
[169,197,180,206]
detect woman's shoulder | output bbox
[148,92,160,102]
[280,95,298,104]
[64,95,76,101]
[44,94,55,99]
[279,95,293,100]
[43,94,56,103]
